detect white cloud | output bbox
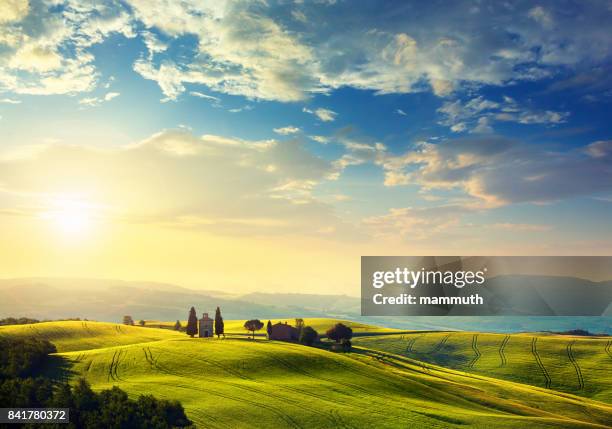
[438,96,568,133]
[0,98,21,104]
[273,126,301,135]
[9,44,63,72]
[310,135,329,144]
[303,107,337,122]
[189,91,221,103]
[129,1,320,102]
[78,91,121,107]
[104,92,120,101]
[472,117,493,134]
[396,109,407,116]
[291,10,307,23]
[585,140,612,158]
[528,6,553,28]
[0,1,134,96]
[142,30,168,58]
[0,0,29,24]
[450,123,467,133]
[228,105,253,113]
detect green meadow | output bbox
[1,320,611,428]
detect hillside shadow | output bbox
[40,355,78,383]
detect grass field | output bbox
[352,331,612,403]
[2,321,612,428]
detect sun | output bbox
[43,197,96,238]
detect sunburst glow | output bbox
[42,197,97,238]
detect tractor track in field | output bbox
[605,340,612,360]
[329,409,357,429]
[566,341,584,390]
[107,349,125,382]
[431,334,451,354]
[113,350,123,381]
[107,351,118,381]
[326,347,438,390]
[531,337,551,389]
[186,409,225,429]
[221,378,337,424]
[467,334,481,369]
[498,335,510,367]
[142,347,156,368]
[83,359,93,373]
[405,335,422,354]
[81,322,96,337]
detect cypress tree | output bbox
[186,307,198,338]
[214,306,224,338]
[266,320,273,339]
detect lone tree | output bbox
[138,320,146,327]
[186,307,198,338]
[174,320,182,331]
[295,318,305,338]
[266,320,273,338]
[214,306,224,338]
[122,315,134,326]
[244,319,264,339]
[299,326,318,346]
[326,323,353,343]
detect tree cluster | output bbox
[326,323,353,351]
[0,336,192,428]
[0,336,56,378]
[0,317,40,326]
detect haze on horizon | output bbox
[0,0,610,295]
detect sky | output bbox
[0,0,610,295]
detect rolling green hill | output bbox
[352,331,612,403]
[0,320,182,352]
[2,321,612,428]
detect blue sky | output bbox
[0,0,610,292]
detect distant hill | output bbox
[237,292,360,315]
[0,278,341,322]
[466,275,612,316]
[1,277,611,334]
